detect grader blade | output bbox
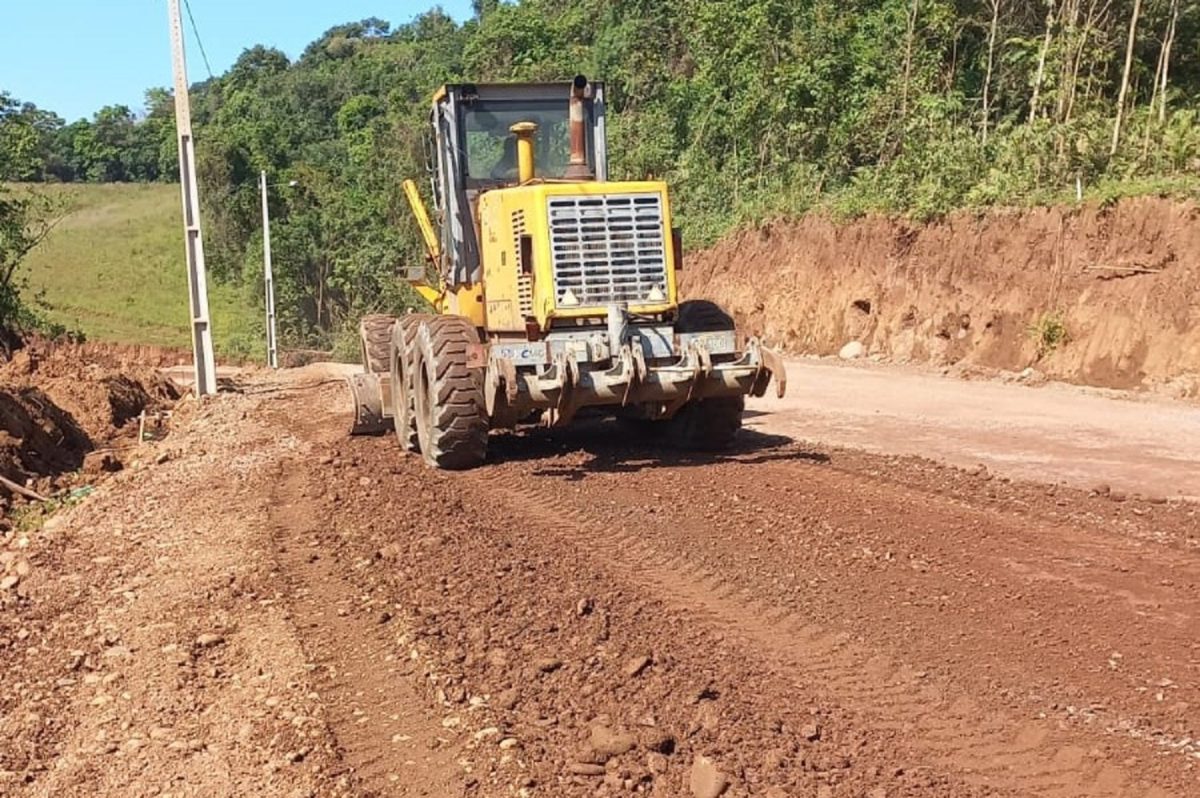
[348,372,391,435]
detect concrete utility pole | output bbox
[259,171,278,369]
[168,0,217,396]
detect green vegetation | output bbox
[4,0,1200,351]
[0,184,58,349]
[0,90,176,183]
[16,183,260,357]
[1029,310,1069,357]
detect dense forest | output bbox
[3,0,1199,350]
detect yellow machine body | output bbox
[349,78,783,463]
[474,180,678,332]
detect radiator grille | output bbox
[547,193,668,307]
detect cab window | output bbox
[461,99,591,186]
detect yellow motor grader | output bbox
[348,76,785,469]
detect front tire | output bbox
[390,313,432,454]
[413,316,489,470]
[666,299,744,451]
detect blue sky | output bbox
[0,0,475,122]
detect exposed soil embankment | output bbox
[0,339,180,513]
[683,197,1200,395]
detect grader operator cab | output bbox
[348,76,786,469]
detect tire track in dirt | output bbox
[475,470,1182,798]
[268,446,469,796]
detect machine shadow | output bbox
[487,418,829,479]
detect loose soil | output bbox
[2,366,1196,797]
[0,339,181,514]
[683,197,1200,396]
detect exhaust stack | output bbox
[564,75,593,181]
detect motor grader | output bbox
[348,76,785,469]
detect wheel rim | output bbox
[414,350,434,459]
[390,341,406,446]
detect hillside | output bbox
[16,183,260,358]
[683,195,1200,398]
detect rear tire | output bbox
[413,316,489,470]
[359,314,396,374]
[666,395,744,451]
[666,299,743,451]
[390,314,432,453]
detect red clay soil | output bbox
[682,197,1200,396]
[0,339,179,511]
[8,370,1194,797]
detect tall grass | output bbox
[16,183,261,359]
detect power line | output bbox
[181,0,215,80]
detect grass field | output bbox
[16,183,261,358]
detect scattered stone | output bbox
[358,477,373,488]
[838,341,865,360]
[695,702,720,733]
[761,747,787,769]
[499,737,519,750]
[801,721,821,742]
[590,725,636,759]
[576,597,594,616]
[155,450,172,465]
[495,688,520,710]
[624,654,652,678]
[640,730,675,754]
[689,755,729,798]
[0,575,18,591]
[534,657,562,673]
[195,633,225,648]
[567,762,606,776]
[377,611,392,625]
[764,788,790,798]
[867,788,887,798]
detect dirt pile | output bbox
[683,196,1200,395]
[0,338,180,512]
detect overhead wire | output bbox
[181,0,215,80]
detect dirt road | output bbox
[2,367,1197,797]
[750,357,1200,501]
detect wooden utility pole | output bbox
[168,0,217,396]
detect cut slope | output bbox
[16,183,260,357]
[682,197,1200,396]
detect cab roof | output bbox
[432,81,605,106]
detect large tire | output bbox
[390,314,432,453]
[666,395,744,451]
[675,299,735,332]
[666,299,743,451]
[412,316,489,470]
[359,314,396,374]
